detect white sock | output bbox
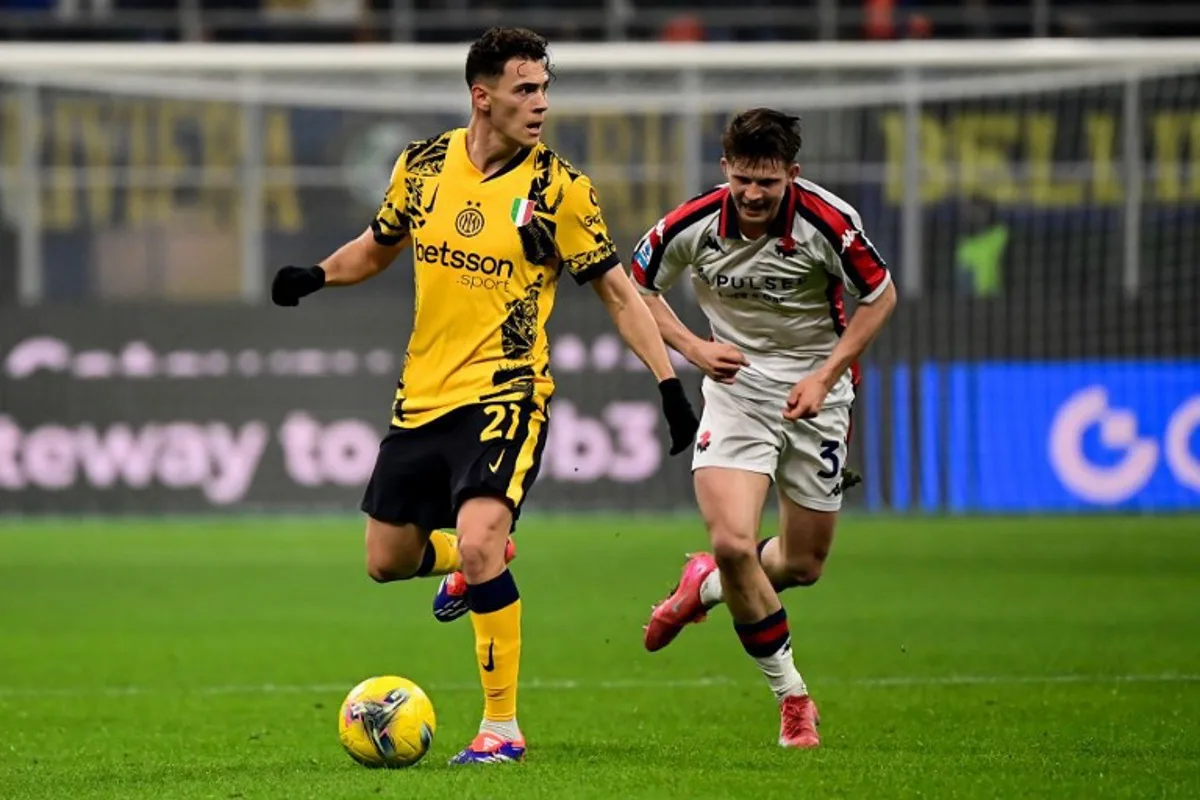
[700,570,724,607]
[479,718,521,740]
[756,639,808,701]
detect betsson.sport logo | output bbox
[1048,386,1200,504]
[413,237,514,291]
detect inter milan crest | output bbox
[455,201,485,238]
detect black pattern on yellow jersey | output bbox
[370,132,453,246]
[371,128,620,429]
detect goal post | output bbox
[1,39,1198,306]
[2,38,1200,71]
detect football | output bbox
[338,675,437,768]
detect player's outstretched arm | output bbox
[814,279,896,389]
[591,266,700,455]
[590,265,678,382]
[785,280,898,420]
[271,227,408,307]
[639,292,703,361]
[640,293,748,385]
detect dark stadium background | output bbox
[1,4,1197,798]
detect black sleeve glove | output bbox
[658,377,700,456]
[271,265,326,307]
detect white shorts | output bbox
[691,376,851,512]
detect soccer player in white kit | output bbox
[633,109,897,748]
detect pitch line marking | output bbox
[2,673,1199,698]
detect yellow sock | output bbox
[428,530,460,575]
[467,571,521,723]
[414,530,460,577]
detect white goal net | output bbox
[0,39,1197,513]
[0,40,1197,311]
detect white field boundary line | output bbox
[1,673,1199,698]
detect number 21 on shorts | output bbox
[480,403,523,443]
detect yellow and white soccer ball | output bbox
[338,675,437,768]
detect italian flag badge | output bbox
[511,197,534,227]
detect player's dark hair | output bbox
[465,27,552,86]
[722,108,803,166]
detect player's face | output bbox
[722,158,800,229]
[478,58,551,148]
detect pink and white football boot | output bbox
[643,552,717,652]
[778,694,820,749]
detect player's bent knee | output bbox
[365,544,425,583]
[784,555,825,587]
[456,495,513,583]
[364,519,427,583]
[365,551,423,583]
[776,543,829,587]
[777,502,836,588]
[456,536,498,582]
[711,533,759,577]
[366,561,402,583]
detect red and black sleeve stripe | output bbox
[632,186,725,290]
[794,188,888,298]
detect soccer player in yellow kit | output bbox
[270,27,699,765]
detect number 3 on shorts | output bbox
[480,403,523,442]
[816,439,841,480]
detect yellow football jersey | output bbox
[371,128,619,429]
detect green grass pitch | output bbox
[2,515,1199,799]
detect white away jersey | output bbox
[631,178,891,407]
